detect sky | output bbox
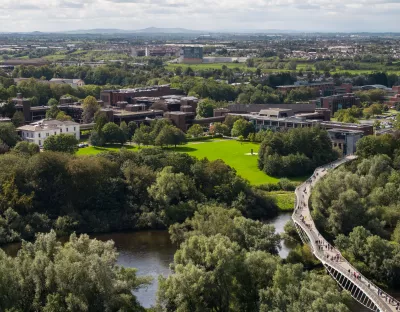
[1,0,400,33]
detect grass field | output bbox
[268,191,296,211]
[174,139,279,185]
[165,62,400,75]
[76,144,136,156]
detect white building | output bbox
[17,119,80,147]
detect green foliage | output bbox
[11,111,25,127]
[334,106,363,123]
[43,134,78,154]
[82,96,100,123]
[46,103,60,119]
[187,124,203,138]
[158,207,351,312]
[155,125,186,147]
[196,98,217,118]
[0,230,149,311]
[102,122,126,145]
[0,123,19,147]
[258,127,336,177]
[55,111,72,121]
[356,134,397,158]
[335,226,400,288]
[231,118,255,138]
[13,141,40,155]
[209,122,229,136]
[0,147,273,243]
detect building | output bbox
[227,103,316,114]
[277,82,335,96]
[228,110,373,136]
[179,47,203,64]
[49,78,85,88]
[100,85,183,107]
[259,108,294,118]
[327,129,364,156]
[17,119,80,147]
[314,93,361,116]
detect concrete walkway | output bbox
[292,156,400,312]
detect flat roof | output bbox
[277,82,334,88]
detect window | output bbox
[54,132,57,135]
[38,133,41,138]
[66,128,68,132]
[74,127,76,131]
[39,140,41,145]
[46,133,49,137]
[60,129,62,133]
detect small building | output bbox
[259,108,294,118]
[17,119,80,147]
[327,129,364,156]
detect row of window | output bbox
[23,127,77,139]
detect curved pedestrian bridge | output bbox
[292,156,400,312]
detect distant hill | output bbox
[58,27,205,35]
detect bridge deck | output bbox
[292,156,399,312]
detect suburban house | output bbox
[17,119,80,147]
[49,78,85,88]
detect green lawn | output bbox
[76,144,136,156]
[268,191,296,211]
[174,139,279,185]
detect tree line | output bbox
[258,127,338,177]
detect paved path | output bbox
[292,156,400,312]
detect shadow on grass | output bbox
[170,146,198,153]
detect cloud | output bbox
[0,0,399,32]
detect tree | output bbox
[46,103,60,119]
[11,111,25,127]
[187,124,203,138]
[0,123,19,147]
[102,122,126,145]
[13,141,39,155]
[43,134,78,154]
[0,230,149,312]
[89,130,104,147]
[210,122,230,136]
[231,118,255,138]
[148,166,197,206]
[120,121,130,141]
[55,111,72,121]
[128,121,137,139]
[82,96,100,123]
[196,98,216,118]
[155,125,186,148]
[133,124,151,147]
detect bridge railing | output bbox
[292,156,399,311]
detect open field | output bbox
[174,139,280,185]
[268,191,296,211]
[76,144,136,156]
[165,62,400,75]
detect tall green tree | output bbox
[43,134,78,154]
[82,96,100,123]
